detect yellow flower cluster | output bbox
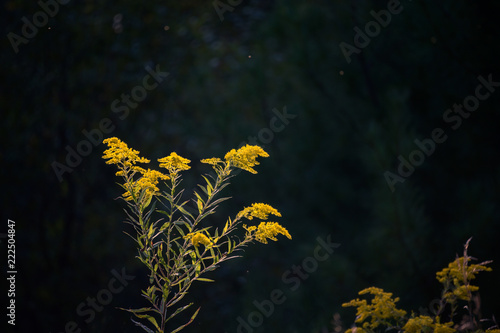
[436,256,492,302]
[403,315,434,333]
[158,152,191,175]
[342,287,407,332]
[238,203,290,244]
[224,144,269,174]
[434,321,456,333]
[102,138,170,202]
[245,222,292,244]
[403,315,455,333]
[238,203,282,220]
[185,232,213,248]
[103,137,150,168]
[123,169,169,201]
[200,158,222,165]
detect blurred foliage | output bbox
[1,0,500,332]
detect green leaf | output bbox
[119,307,154,314]
[166,302,192,322]
[157,209,171,219]
[222,218,230,234]
[162,284,170,301]
[193,191,204,213]
[197,184,209,196]
[144,315,160,330]
[176,201,195,219]
[202,175,213,195]
[174,223,186,237]
[170,307,200,333]
[147,224,155,239]
[196,277,214,282]
[209,196,231,207]
[131,318,155,333]
[132,313,161,331]
[159,221,170,232]
[189,250,197,264]
[143,192,153,209]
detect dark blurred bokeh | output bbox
[2,0,499,332]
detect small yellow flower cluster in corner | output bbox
[239,203,291,244]
[342,287,407,333]
[403,315,455,333]
[436,256,492,302]
[184,232,213,248]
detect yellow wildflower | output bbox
[122,169,169,201]
[403,316,456,333]
[245,222,291,244]
[224,144,269,174]
[200,157,222,165]
[102,137,150,168]
[185,232,213,248]
[342,287,406,332]
[403,315,434,333]
[345,328,367,333]
[158,152,191,175]
[237,203,282,220]
[436,256,492,302]
[433,321,455,333]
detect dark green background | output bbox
[2,0,499,332]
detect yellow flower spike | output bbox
[403,315,434,333]
[122,168,169,201]
[433,321,456,333]
[200,157,222,165]
[342,287,406,332]
[237,203,282,220]
[102,137,150,167]
[247,222,291,244]
[158,152,191,175]
[435,255,492,302]
[184,232,213,248]
[224,144,269,174]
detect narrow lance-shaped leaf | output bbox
[170,307,201,333]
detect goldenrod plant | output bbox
[102,137,291,333]
[341,238,497,333]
